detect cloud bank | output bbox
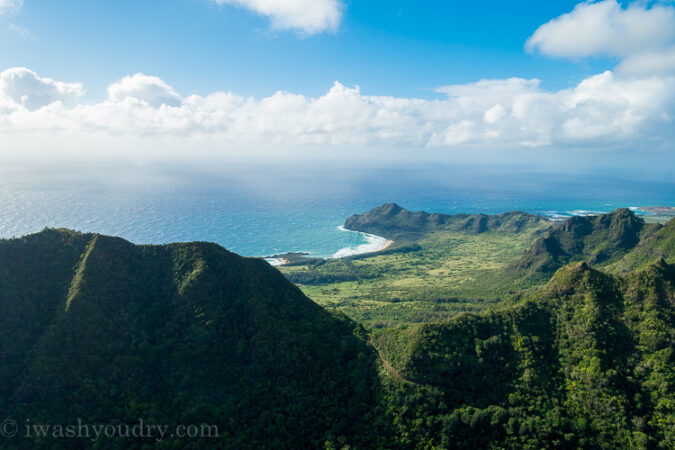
[1,67,671,150]
[213,0,343,34]
[0,1,673,152]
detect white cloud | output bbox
[213,0,342,34]
[617,47,675,76]
[0,67,84,111]
[0,0,22,16]
[107,73,181,108]
[526,0,675,57]
[484,104,506,124]
[526,0,675,75]
[0,68,672,151]
[1,2,673,154]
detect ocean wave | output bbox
[332,226,387,258]
[542,209,607,218]
[628,207,651,215]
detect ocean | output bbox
[1,161,673,258]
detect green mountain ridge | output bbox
[372,258,674,448]
[607,218,675,272]
[0,229,381,449]
[344,203,548,241]
[513,208,665,278]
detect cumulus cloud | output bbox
[0,0,22,16]
[2,3,675,149]
[107,73,181,107]
[0,2,672,153]
[526,0,675,75]
[617,46,675,76]
[0,68,672,151]
[0,67,84,111]
[484,104,506,124]
[213,0,343,34]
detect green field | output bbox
[280,225,550,327]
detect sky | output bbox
[0,0,674,171]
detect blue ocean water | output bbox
[0,162,673,258]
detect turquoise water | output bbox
[0,162,673,257]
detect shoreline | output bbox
[377,239,394,252]
[265,204,673,267]
[264,257,289,266]
[332,226,392,259]
[266,229,394,266]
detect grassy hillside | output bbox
[372,260,675,449]
[0,229,383,449]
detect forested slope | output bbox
[373,259,674,448]
[1,222,673,449]
[0,229,382,449]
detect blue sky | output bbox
[0,0,674,161]
[1,0,617,99]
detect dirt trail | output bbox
[367,337,417,385]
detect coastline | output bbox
[542,206,675,224]
[378,239,394,252]
[266,228,394,266]
[264,257,289,266]
[332,227,391,259]
[265,204,673,267]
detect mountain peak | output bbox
[373,202,405,214]
[543,260,616,299]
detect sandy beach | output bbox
[378,240,394,252]
[265,257,289,266]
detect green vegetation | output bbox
[281,204,551,326]
[513,208,662,279]
[0,205,673,449]
[282,228,548,327]
[344,202,548,240]
[606,218,675,273]
[0,229,382,449]
[282,206,673,327]
[372,259,674,449]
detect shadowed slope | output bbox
[513,208,662,279]
[607,218,675,273]
[0,229,382,449]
